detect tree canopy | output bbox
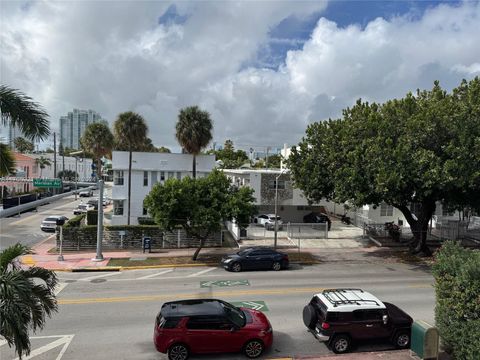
[207,140,249,168]
[14,137,34,153]
[80,122,114,180]
[144,170,256,260]
[288,78,480,254]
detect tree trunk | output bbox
[192,153,197,179]
[396,201,435,256]
[127,150,132,225]
[192,237,206,261]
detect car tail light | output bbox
[321,322,330,330]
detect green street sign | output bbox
[33,178,63,188]
[231,301,269,311]
[200,279,250,288]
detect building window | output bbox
[113,200,124,215]
[143,171,148,186]
[143,206,148,216]
[176,172,181,180]
[268,179,285,190]
[168,171,174,179]
[160,171,165,181]
[114,171,124,185]
[380,203,393,217]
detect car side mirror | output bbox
[382,315,388,325]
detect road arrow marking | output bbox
[231,300,269,311]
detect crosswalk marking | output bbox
[12,334,74,360]
[79,272,119,282]
[187,267,217,277]
[54,283,68,295]
[137,269,174,280]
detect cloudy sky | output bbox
[1,0,479,152]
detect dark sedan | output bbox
[221,247,289,272]
[303,212,332,230]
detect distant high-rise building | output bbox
[59,109,104,150]
[0,123,26,149]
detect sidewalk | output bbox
[22,235,417,271]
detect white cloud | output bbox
[1,1,479,151]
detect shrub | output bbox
[432,241,480,359]
[64,214,85,228]
[138,217,156,225]
[86,210,98,225]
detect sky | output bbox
[1,0,479,152]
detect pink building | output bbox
[0,152,38,195]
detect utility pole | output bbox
[274,168,287,249]
[53,133,57,178]
[92,180,104,261]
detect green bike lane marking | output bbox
[231,300,269,311]
[200,279,250,288]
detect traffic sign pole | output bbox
[92,180,104,261]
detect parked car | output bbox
[303,212,332,230]
[40,215,69,232]
[303,288,413,354]
[253,214,283,230]
[222,247,289,272]
[86,198,100,209]
[73,203,95,215]
[154,299,273,360]
[79,189,93,197]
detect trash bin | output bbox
[142,236,152,253]
[411,320,439,359]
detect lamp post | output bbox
[274,168,287,249]
[92,180,104,261]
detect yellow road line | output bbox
[59,287,325,305]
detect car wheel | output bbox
[331,335,351,354]
[272,261,281,271]
[231,262,242,272]
[243,339,264,358]
[393,331,410,349]
[168,343,189,360]
[302,304,318,329]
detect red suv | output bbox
[154,299,273,360]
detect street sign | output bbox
[33,178,63,188]
[231,301,269,311]
[200,279,250,288]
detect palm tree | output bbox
[0,142,15,176]
[80,122,114,181]
[113,112,148,225]
[0,243,58,359]
[0,85,50,177]
[14,137,34,153]
[35,156,51,177]
[175,106,213,178]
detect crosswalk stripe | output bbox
[137,269,174,280]
[79,272,119,282]
[187,267,217,277]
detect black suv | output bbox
[303,289,413,354]
[303,212,332,230]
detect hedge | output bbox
[138,217,156,225]
[64,214,86,228]
[87,210,98,225]
[432,241,480,359]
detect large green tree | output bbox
[0,85,50,176]
[58,169,78,181]
[80,122,114,181]
[145,170,256,260]
[13,137,34,153]
[0,244,58,359]
[113,111,148,225]
[175,106,213,178]
[288,78,480,255]
[207,139,249,169]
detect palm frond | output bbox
[0,243,30,272]
[0,85,50,141]
[0,143,16,176]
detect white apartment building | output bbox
[31,154,94,181]
[111,151,216,225]
[59,109,104,150]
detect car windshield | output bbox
[45,217,58,222]
[269,216,281,220]
[220,301,246,328]
[237,249,252,256]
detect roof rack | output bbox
[322,289,380,307]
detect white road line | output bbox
[13,335,74,360]
[187,267,217,277]
[137,269,174,280]
[79,272,120,282]
[54,282,68,295]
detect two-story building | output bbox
[111,151,216,225]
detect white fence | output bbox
[287,222,328,240]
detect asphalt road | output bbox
[0,192,101,251]
[0,262,435,360]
